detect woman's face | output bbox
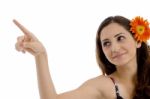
[100,23,141,67]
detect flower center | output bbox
[136,25,145,35]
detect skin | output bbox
[14,20,141,99]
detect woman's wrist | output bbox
[35,49,47,60]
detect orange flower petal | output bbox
[130,16,150,42]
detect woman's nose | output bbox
[111,42,120,53]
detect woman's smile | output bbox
[112,52,127,60]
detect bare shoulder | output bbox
[77,75,114,98]
[82,75,115,98]
[83,75,109,87]
[57,75,114,99]
[84,75,113,91]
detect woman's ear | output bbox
[136,42,141,48]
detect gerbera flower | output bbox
[130,16,150,42]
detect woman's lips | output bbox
[112,53,126,59]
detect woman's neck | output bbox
[115,60,137,84]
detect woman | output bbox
[14,15,150,99]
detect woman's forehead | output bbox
[100,23,129,39]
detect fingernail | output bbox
[22,50,26,53]
[22,43,25,47]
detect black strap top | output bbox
[110,77,124,99]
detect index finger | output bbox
[13,19,34,37]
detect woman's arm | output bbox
[14,20,102,99]
[35,52,57,99]
[14,20,57,99]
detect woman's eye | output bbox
[103,41,111,47]
[117,36,125,41]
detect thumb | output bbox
[23,42,35,50]
[23,42,44,54]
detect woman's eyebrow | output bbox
[101,38,109,42]
[114,33,124,38]
[102,33,125,42]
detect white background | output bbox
[0,0,150,98]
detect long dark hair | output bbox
[96,15,150,98]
